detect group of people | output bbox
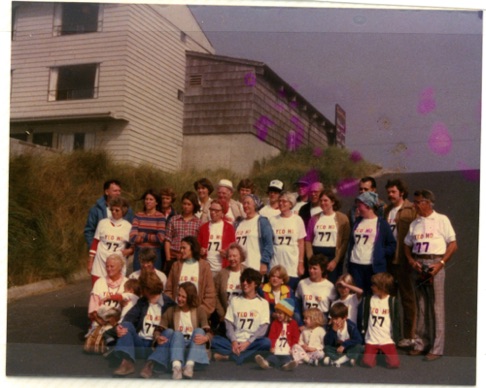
[83,174,457,378]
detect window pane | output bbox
[56,64,98,101]
[33,133,53,147]
[74,133,85,150]
[61,3,99,35]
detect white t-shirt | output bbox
[350,217,378,265]
[331,293,360,324]
[225,295,270,342]
[139,302,162,340]
[178,310,194,340]
[311,213,337,248]
[404,211,456,255]
[91,276,128,311]
[299,326,325,350]
[275,322,291,356]
[235,215,261,270]
[337,320,351,342]
[91,218,131,278]
[120,292,139,321]
[207,221,224,272]
[226,270,242,302]
[296,278,337,314]
[179,261,200,291]
[365,295,394,345]
[386,205,401,239]
[269,214,307,277]
[310,205,322,217]
[259,204,281,219]
[292,201,307,215]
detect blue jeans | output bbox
[211,335,271,365]
[266,354,292,368]
[169,328,209,366]
[114,322,154,361]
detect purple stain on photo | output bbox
[457,161,480,181]
[417,87,436,115]
[244,72,257,87]
[428,122,452,155]
[274,102,286,112]
[289,100,298,109]
[350,150,363,163]
[254,115,275,141]
[336,178,359,197]
[302,169,320,185]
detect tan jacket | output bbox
[164,260,216,316]
[384,199,417,265]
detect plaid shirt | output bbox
[165,215,201,252]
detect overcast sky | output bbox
[189,4,482,173]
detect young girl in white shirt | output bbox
[291,308,326,366]
[331,273,363,325]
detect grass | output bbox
[8,147,379,287]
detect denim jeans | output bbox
[211,335,271,365]
[114,322,154,361]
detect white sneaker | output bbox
[323,357,331,366]
[332,361,341,368]
[312,359,319,366]
[172,366,182,380]
[255,355,271,369]
[398,338,415,348]
[182,364,194,379]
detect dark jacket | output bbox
[122,294,175,334]
[324,319,363,348]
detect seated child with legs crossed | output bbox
[291,308,326,366]
[361,272,400,369]
[255,298,300,371]
[324,302,363,367]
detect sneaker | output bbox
[398,338,415,349]
[323,357,331,366]
[349,359,356,367]
[332,361,341,368]
[255,355,271,369]
[213,353,229,361]
[312,359,319,366]
[282,360,298,371]
[183,364,194,379]
[172,366,182,380]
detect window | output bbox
[48,63,99,101]
[189,74,202,86]
[73,133,85,150]
[177,89,184,102]
[53,3,101,36]
[33,133,53,147]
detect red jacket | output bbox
[198,220,236,268]
[268,318,300,350]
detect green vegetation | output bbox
[8,147,379,287]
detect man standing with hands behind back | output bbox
[404,189,457,362]
[384,179,417,350]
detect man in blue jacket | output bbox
[84,179,134,249]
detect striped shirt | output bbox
[129,211,166,247]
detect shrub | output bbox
[8,147,379,286]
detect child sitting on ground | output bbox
[361,272,400,369]
[331,273,363,325]
[291,308,326,366]
[119,278,141,321]
[255,298,300,371]
[324,302,363,367]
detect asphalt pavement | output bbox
[5,170,480,386]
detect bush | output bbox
[8,147,379,287]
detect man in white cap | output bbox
[217,179,245,224]
[259,179,284,219]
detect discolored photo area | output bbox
[6,0,482,387]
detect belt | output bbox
[413,254,443,260]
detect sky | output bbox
[189,4,482,173]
